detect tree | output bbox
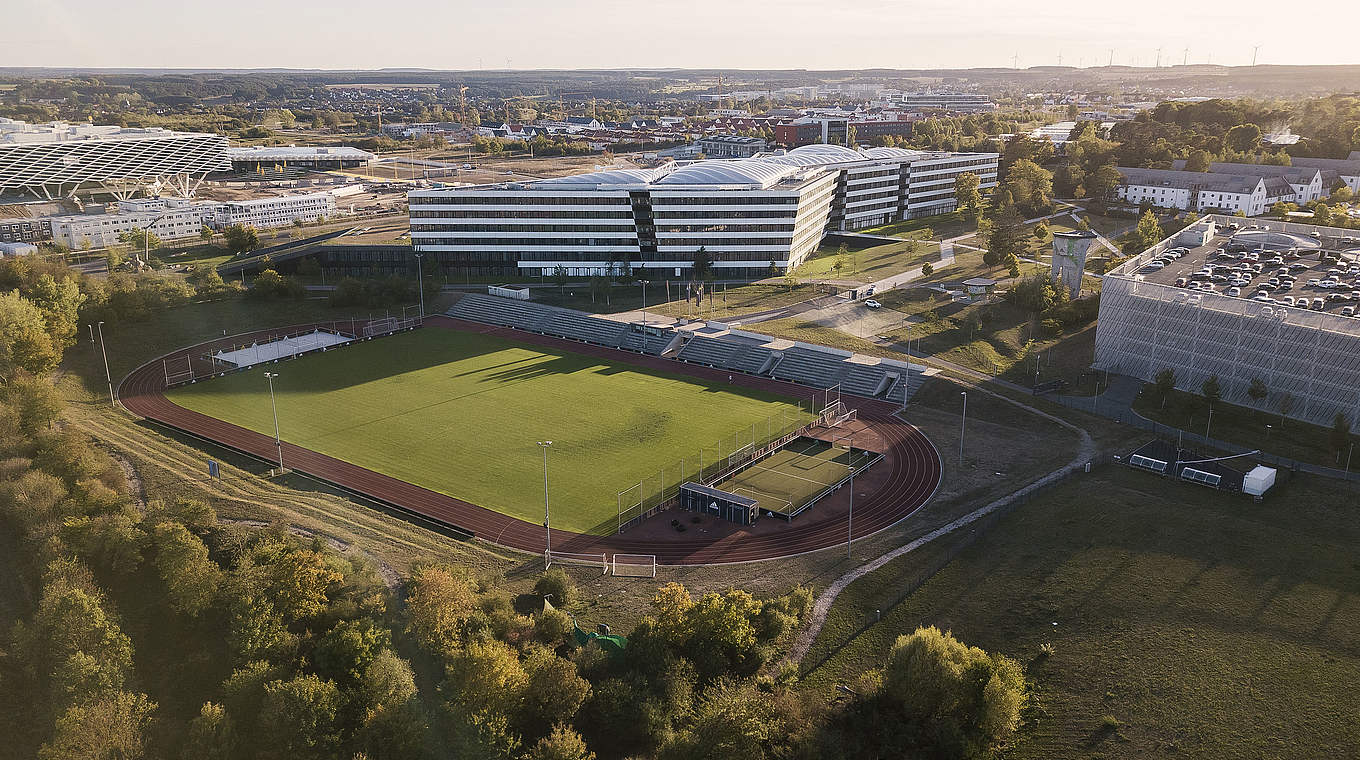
[1226,123,1263,152]
[406,564,478,654]
[1330,413,1352,459]
[1332,186,1354,203]
[355,650,426,759]
[1247,378,1268,413]
[520,648,591,738]
[691,247,713,280]
[881,626,1025,759]
[954,172,983,221]
[313,617,392,686]
[921,262,934,276]
[443,640,529,717]
[658,678,787,760]
[1000,159,1054,216]
[1135,209,1165,249]
[527,725,595,760]
[552,265,570,304]
[224,224,260,255]
[200,224,215,241]
[1313,203,1332,225]
[534,568,579,608]
[184,702,239,760]
[0,290,62,378]
[985,202,1026,267]
[1085,165,1124,202]
[118,227,162,252]
[1034,220,1050,243]
[150,522,220,617]
[1154,368,1177,410]
[38,691,156,760]
[1201,374,1222,407]
[258,674,343,759]
[1184,149,1213,172]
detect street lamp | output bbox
[413,252,426,319]
[959,391,968,467]
[96,321,114,405]
[136,214,166,269]
[264,372,284,472]
[638,279,650,327]
[538,440,553,567]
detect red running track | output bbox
[119,315,941,565]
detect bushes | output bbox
[533,568,580,608]
[246,269,306,301]
[327,276,414,308]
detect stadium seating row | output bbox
[448,293,926,403]
[448,293,675,356]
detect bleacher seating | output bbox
[623,329,675,355]
[677,336,747,367]
[884,371,929,404]
[769,347,850,389]
[729,346,774,375]
[448,293,552,332]
[841,364,891,398]
[544,311,629,347]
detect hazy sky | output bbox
[6,0,1357,71]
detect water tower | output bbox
[1051,230,1098,298]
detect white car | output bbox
[864,299,882,309]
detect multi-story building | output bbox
[774,117,916,147]
[1094,215,1360,427]
[874,92,995,112]
[695,135,767,158]
[1291,153,1360,194]
[211,192,337,230]
[0,118,229,199]
[48,197,213,249]
[225,146,375,172]
[1115,167,1274,216]
[408,144,997,278]
[0,217,53,244]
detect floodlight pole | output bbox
[958,391,968,467]
[96,321,114,405]
[847,456,855,560]
[1205,403,1214,440]
[539,440,553,567]
[414,252,425,319]
[264,372,283,472]
[639,279,650,327]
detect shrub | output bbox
[534,568,579,608]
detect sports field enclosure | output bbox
[165,328,812,534]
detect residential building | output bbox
[1115,167,1272,216]
[1290,154,1360,194]
[695,135,767,158]
[0,118,229,199]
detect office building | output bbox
[211,192,337,230]
[0,118,229,199]
[48,197,212,249]
[408,144,997,278]
[695,135,767,158]
[874,92,995,112]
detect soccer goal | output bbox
[544,550,608,574]
[611,554,657,578]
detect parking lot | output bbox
[1137,229,1360,318]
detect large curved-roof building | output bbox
[408,145,997,279]
[0,118,229,200]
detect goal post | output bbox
[544,550,608,574]
[611,553,657,578]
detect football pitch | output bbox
[712,437,864,516]
[165,327,811,534]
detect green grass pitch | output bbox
[713,437,859,515]
[166,328,810,534]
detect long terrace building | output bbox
[0,118,229,200]
[409,144,997,278]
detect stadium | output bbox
[118,299,942,566]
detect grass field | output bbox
[165,328,808,534]
[800,466,1360,758]
[713,437,859,516]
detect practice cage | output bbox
[678,482,761,526]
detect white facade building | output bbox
[409,145,997,277]
[1116,167,1271,216]
[211,192,336,230]
[48,197,213,249]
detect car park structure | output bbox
[1094,215,1360,427]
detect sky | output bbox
[5,0,1358,71]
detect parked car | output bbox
[863,299,882,309]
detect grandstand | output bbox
[447,292,933,404]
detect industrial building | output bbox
[0,118,229,200]
[1094,214,1360,427]
[408,144,997,278]
[225,146,375,172]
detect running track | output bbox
[118,315,942,565]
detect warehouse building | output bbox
[0,118,229,200]
[1094,214,1360,427]
[225,146,375,172]
[408,144,997,277]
